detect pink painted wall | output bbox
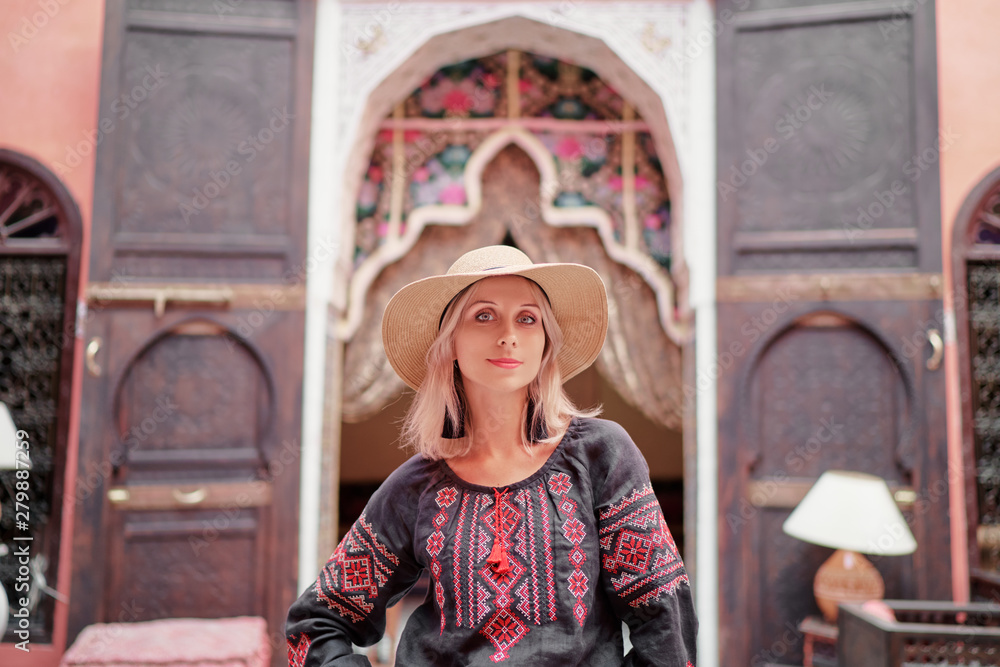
[937,0,1000,236]
[937,0,1000,602]
[0,0,104,663]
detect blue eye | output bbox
[519,314,537,324]
[475,311,494,322]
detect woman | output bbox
[286,246,697,666]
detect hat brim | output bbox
[382,263,608,391]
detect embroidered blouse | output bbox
[286,417,697,666]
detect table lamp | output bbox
[782,470,916,623]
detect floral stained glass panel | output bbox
[355,51,674,274]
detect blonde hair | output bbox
[400,276,599,460]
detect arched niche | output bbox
[741,310,914,480]
[112,318,275,483]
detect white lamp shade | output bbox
[782,470,917,556]
[0,402,21,470]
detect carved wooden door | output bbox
[715,1,947,665]
[69,0,313,654]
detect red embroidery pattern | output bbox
[287,633,311,667]
[537,482,557,622]
[315,513,400,623]
[549,472,588,626]
[516,487,541,625]
[441,483,562,662]
[428,486,458,633]
[479,490,531,662]
[453,492,470,628]
[599,486,689,608]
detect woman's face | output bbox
[453,275,546,397]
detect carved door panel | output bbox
[70,0,312,654]
[74,307,304,643]
[716,0,945,664]
[96,314,276,621]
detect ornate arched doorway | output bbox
[0,149,82,642]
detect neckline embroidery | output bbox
[437,416,579,493]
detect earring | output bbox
[526,398,549,441]
[442,402,466,439]
[443,362,466,439]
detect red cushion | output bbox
[60,617,271,667]
[861,599,897,623]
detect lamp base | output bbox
[813,549,884,623]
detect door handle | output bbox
[172,487,208,505]
[926,328,943,371]
[86,337,102,377]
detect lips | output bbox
[488,358,522,369]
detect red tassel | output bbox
[487,539,510,574]
[487,488,511,574]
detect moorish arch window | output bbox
[340,51,687,434]
[0,150,81,641]
[955,167,1000,576]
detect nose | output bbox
[498,320,518,347]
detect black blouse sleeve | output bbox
[590,420,698,667]
[285,460,425,667]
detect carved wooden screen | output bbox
[0,150,81,642]
[716,1,948,665]
[954,167,1000,576]
[70,0,313,657]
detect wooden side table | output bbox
[798,616,838,667]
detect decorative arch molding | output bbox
[951,162,1000,571]
[737,308,916,476]
[111,317,277,443]
[338,127,686,341]
[332,9,695,341]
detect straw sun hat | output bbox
[382,245,609,391]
